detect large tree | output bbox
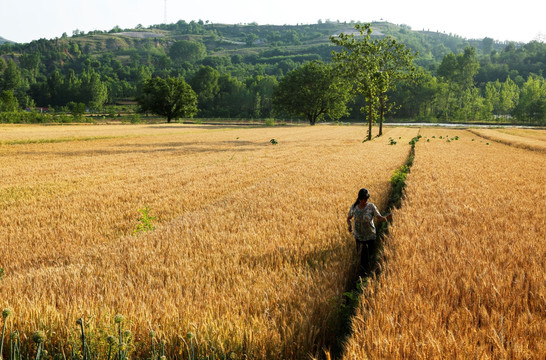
[190,66,220,115]
[0,90,19,112]
[168,40,207,64]
[209,74,254,118]
[247,75,278,118]
[272,61,352,125]
[80,69,108,111]
[331,24,378,139]
[331,23,417,139]
[374,37,417,135]
[484,76,519,118]
[513,75,546,123]
[138,77,198,122]
[1,60,21,91]
[437,47,480,121]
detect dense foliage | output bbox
[272,61,352,125]
[138,76,197,122]
[0,20,544,123]
[332,23,418,139]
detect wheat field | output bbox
[341,129,546,359]
[468,128,546,152]
[0,123,206,143]
[0,124,418,358]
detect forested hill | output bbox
[0,21,515,69]
[0,20,545,123]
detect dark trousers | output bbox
[356,239,376,273]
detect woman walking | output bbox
[347,188,391,272]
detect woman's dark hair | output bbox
[353,188,370,207]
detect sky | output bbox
[1,0,544,44]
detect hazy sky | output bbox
[1,0,544,44]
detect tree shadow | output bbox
[13,140,264,157]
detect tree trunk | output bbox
[379,95,385,137]
[367,97,373,140]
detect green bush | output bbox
[0,112,49,123]
[390,163,411,206]
[0,111,92,124]
[264,118,275,126]
[130,113,142,124]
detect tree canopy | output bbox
[331,23,417,139]
[190,66,221,115]
[0,90,18,112]
[138,77,198,122]
[272,61,352,125]
[168,40,207,64]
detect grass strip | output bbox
[328,133,421,359]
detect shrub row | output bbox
[0,112,93,124]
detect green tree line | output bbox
[0,21,544,124]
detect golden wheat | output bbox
[341,129,546,359]
[468,128,546,152]
[496,128,546,140]
[0,123,216,143]
[0,124,419,358]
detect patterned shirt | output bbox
[348,203,381,241]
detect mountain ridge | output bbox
[1,19,523,46]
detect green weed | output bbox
[1,308,11,360]
[130,114,142,124]
[408,134,422,147]
[0,313,161,360]
[133,206,156,235]
[32,331,46,360]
